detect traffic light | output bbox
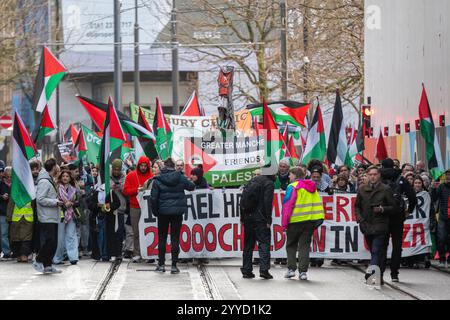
[405,123,410,133]
[361,105,371,137]
[395,124,401,135]
[384,126,389,136]
[439,115,445,127]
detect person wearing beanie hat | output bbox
[332,173,355,193]
[190,164,209,189]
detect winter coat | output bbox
[281,179,317,229]
[381,167,417,222]
[110,173,127,213]
[431,183,450,221]
[123,156,153,209]
[6,200,34,242]
[36,170,60,224]
[275,172,290,191]
[0,179,10,216]
[150,167,195,216]
[194,176,209,190]
[246,175,275,225]
[355,182,399,235]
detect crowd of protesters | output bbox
[0,155,449,283]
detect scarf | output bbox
[59,184,77,224]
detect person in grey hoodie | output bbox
[33,158,63,274]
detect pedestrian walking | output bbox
[431,169,450,268]
[7,162,41,263]
[33,159,63,274]
[150,158,195,274]
[53,170,81,265]
[356,166,398,285]
[380,158,417,282]
[123,156,153,263]
[282,167,324,281]
[240,173,275,279]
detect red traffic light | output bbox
[384,126,389,136]
[362,106,371,117]
[395,124,401,135]
[405,123,410,133]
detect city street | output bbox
[1,258,449,300]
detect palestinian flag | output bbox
[74,126,87,160]
[11,113,36,208]
[77,96,154,140]
[302,105,326,165]
[262,100,285,167]
[64,124,79,144]
[281,124,290,157]
[153,97,173,160]
[100,97,126,198]
[344,125,358,167]
[327,90,348,167]
[419,84,444,179]
[375,129,388,161]
[180,91,205,116]
[137,106,158,160]
[288,135,300,165]
[247,101,309,127]
[34,105,56,143]
[32,47,67,112]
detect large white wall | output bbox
[365,0,450,131]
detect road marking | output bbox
[305,291,319,300]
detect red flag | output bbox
[180,91,204,116]
[288,136,300,159]
[376,130,388,161]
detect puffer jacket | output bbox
[150,167,195,216]
[355,182,399,235]
[123,156,153,209]
[36,170,60,224]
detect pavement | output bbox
[1,257,450,300]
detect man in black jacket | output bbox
[380,158,417,282]
[431,169,450,268]
[151,158,195,274]
[356,166,398,285]
[241,174,276,280]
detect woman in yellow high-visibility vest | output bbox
[281,167,324,281]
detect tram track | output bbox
[348,263,422,300]
[92,260,122,300]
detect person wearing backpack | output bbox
[240,173,276,280]
[380,158,417,282]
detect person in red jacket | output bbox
[123,156,153,262]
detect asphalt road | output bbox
[1,258,450,300]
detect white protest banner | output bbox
[138,190,432,259]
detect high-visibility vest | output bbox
[12,202,34,223]
[289,181,325,224]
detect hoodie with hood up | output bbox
[123,156,153,209]
[150,167,195,216]
[281,179,318,229]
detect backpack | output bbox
[385,176,406,214]
[240,178,261,220]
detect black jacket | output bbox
[151,168,195,216]
[431,183,450,221]
[249,175,275,225]
[0,180,10,216]
[381,168,417,221]
[194,177,209,190]
[355,182,398,235]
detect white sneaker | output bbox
[44,266,62,274]
[439,261,446,268]
[299,272,308,280]
[32,261,44,273]
[110,257,117,262]
[132,255,141,263]
[284,269,296,279]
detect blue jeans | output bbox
[53,220,79,263]
[97,217,108,259]
[0,215,11,256]
[365,233,389,275]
